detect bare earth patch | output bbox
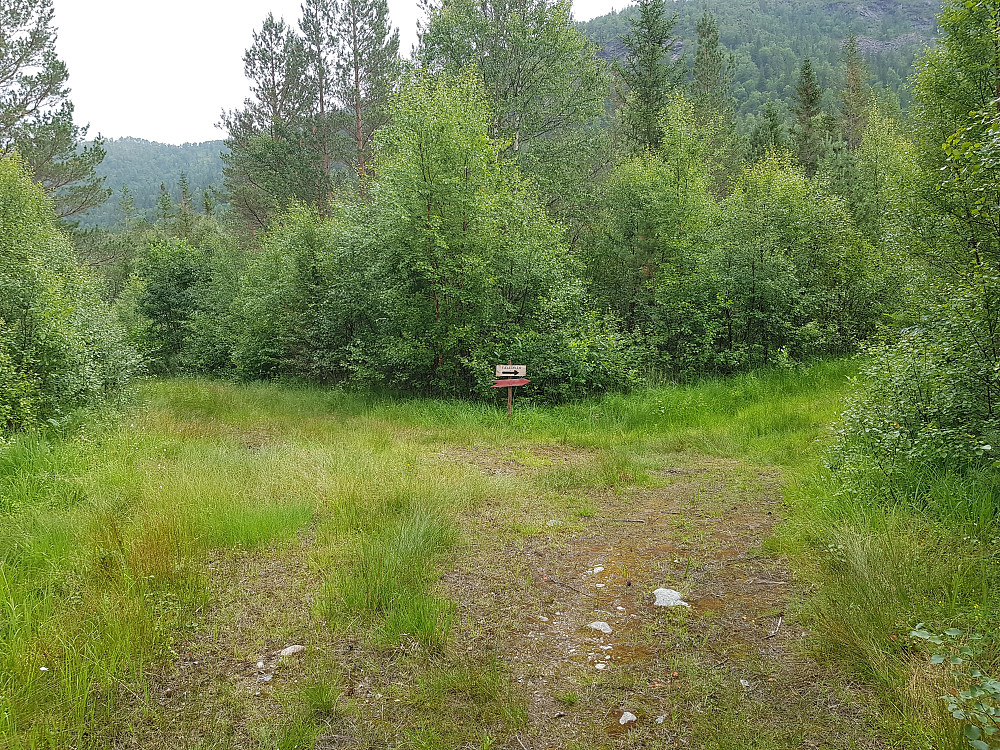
[442,450,885,748]
[125,446,884,749]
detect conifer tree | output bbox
[691,10,734,119]
[792,58,825,176]
[839,34,872,151]
[300,0,343,209]
[0,0,109,219]
[619,0,683,152]
[747,101,787,162]
[156,183,174,224]
[335,0,400,182]
[221,13,319,235]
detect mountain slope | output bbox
[579,0,939,115]
[79,137,227,228]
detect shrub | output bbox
[0,155,138,432]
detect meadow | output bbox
[1,360,994,749]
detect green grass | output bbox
[0,361,865,748]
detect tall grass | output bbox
[0,363,858,747]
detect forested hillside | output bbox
[78,138,226,227]
[580,0,938,112]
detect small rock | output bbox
[740,679,751,689]
[656,715,666,724]
[545,519,562,527]
[616,606,626,612]
[553,711,567,719]
[589,621,612,634]
[653,588,690,607]
[256,660,265,669]
[592,566,605,574]
[259,674,273,683]
[538,616,549,622]
[620,711,638,725]
[595,583,605,588]
[278,644,306,658]
[595,663,606,670]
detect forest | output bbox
[3,0,1000,747]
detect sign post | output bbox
[491,361,529,417]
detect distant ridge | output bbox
[79,137,227,228]
[578,0,939,114]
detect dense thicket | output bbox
[0,156,136,433]
[836,0,1000,479]
[76,0,916,405]
[3,0,957,420]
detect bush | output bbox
[0,155,139,433]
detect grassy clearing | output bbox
[0,359,925,749]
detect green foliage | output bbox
[911,626,1000,750]
[75,138,226,229]
[715,155,895,366]
[584,107,895,376]
[0,155,137,433]
[0,0,109,220]
[579,0,931,117]
[419,0,610,223]
[617,0,684,152]
[833,0,1000,497]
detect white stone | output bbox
[538,616,549,622]
[279,644,306,657]
[546,519,562,527]
[656,715,666,725]
[653,588,689,607]
[588,621,612,634]
[595,663,606,670]
[592,566,605,574]
[620,711,638,725]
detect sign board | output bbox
[495,364,527,378]
[491,378,530,388]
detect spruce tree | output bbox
[691,10,734,119]
[747,101,788,162]
[792,58,825,176]
[619,0,683,152]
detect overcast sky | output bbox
[51,0,629,145]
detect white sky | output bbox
[52,0,630,145]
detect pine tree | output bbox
[300,0,343,209]
[839,34,872,151]
[335,0,400,183]
[619,0,683,152]
[792,58,825,176]
[0,0,109,219]
[221,13,319,235]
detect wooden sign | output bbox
[495,364,527,378]
[491,378,530,388]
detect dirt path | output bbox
[125,446,883,749]
[443,449,882,749]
